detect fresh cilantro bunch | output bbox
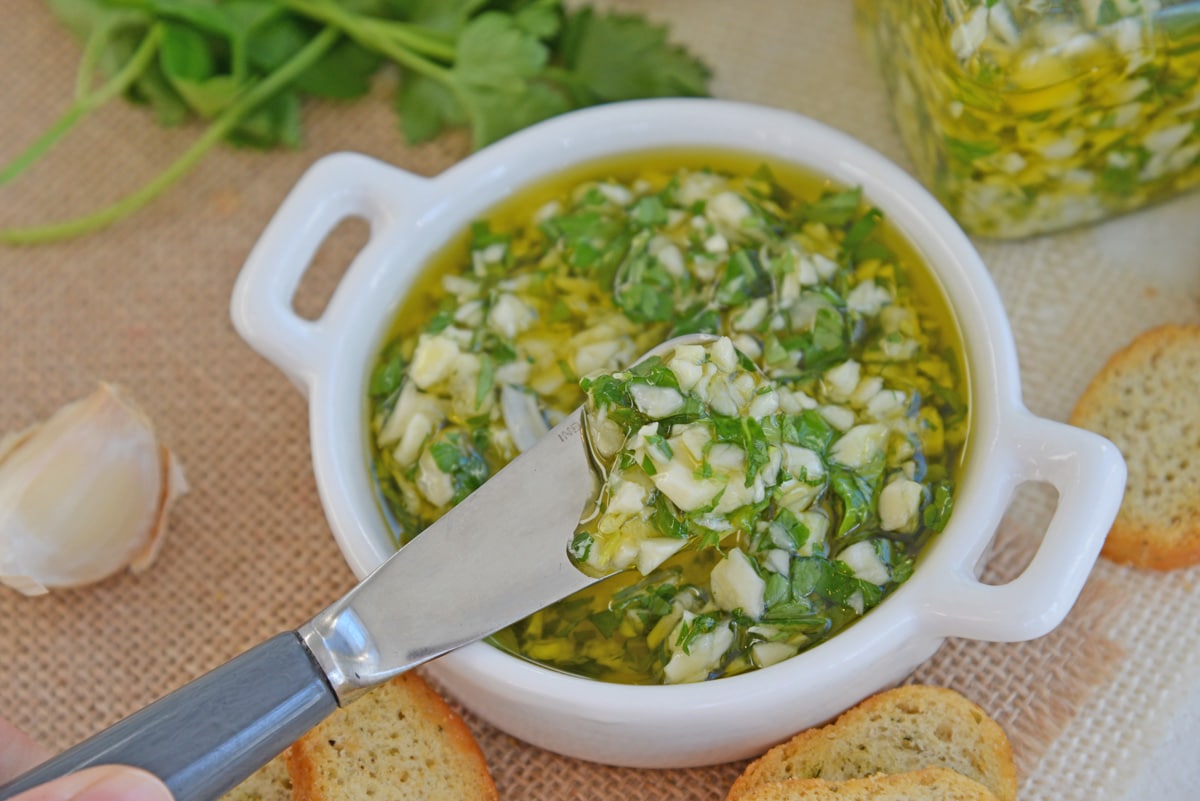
[1,0,711,244]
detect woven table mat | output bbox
[3,2,1199,800]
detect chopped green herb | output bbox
[803,187,862,225]
[923,480,955,532]
[715,249,772,307]
[675,612,719,654]
[475,353,495,409]
[782,410,837,453]
[429,433,490,504]
[369,348,406,398]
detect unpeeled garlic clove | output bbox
[0,383,188,596]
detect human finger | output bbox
[4,765,172,801]
[0,717,50,782]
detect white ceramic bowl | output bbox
[231,99,1126,768]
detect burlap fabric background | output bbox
[2,2,1199,799]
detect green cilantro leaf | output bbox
[558,9,711,102]
[6,0,711,244]
[294,39,383,99]
[455,11,547,91]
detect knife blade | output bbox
[300,406,600,703]
[0,407,602,801]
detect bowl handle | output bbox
[926,410,1126,642]
[230,152,428,394]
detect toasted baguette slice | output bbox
[1069,323,1200,570]
[726,686,1016,801]
[288,672,497,801]
[222,754,292,801]
[732,767,999,801]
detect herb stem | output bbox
[84,22,165,108]
[0,27,340,245]
[76,23,112,100]
[74,9,152,98]
[1,23,164,187]
[282,0,453,81]
[364,19,457,64]
[0,105,87,188]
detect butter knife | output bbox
[0,407,599,801]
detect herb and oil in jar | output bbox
[856,0,1200,238]
[367,154,968,684]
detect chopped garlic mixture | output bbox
[857,0,1200,238]
[574,337,786,577]
[369,163,967,684]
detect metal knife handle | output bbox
[0,632,337,801]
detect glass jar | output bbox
[855,0,1200,238]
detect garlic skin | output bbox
[0,383,188,596]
